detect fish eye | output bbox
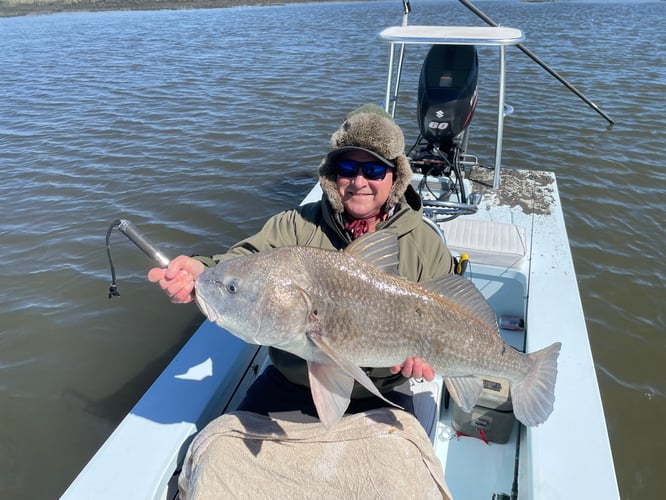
[226,280,239,294]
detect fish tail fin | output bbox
[511,342,561,426]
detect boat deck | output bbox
[430,168,617,498]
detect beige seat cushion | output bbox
[179,409,451,499]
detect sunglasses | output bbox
[336,159,394,181]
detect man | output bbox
[148,104,455,416]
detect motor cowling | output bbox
[417,44,479,151]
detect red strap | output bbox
[477,428,489,445]
[455,430,490,445]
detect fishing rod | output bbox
[458,0,616,125]
[105,219,170,298]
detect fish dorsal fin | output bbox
[343,231,400,276]
[421,274,498,330]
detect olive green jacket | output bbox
[196,185,455,397]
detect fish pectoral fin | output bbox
[444,376,484,413]
[307,334,403,422]
[307,362,354,430]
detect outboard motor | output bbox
[417,44,478,154]
[410,44,481,219]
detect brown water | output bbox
[1,1,664,498]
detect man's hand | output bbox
[390,357,436,381]
[147,255,205,304]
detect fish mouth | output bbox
[194,292,218,323]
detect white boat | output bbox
[63,8,619,500]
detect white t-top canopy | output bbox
[379,25,524,46]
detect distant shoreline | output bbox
[0,0,333,18]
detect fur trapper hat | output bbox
[319,104,412,213]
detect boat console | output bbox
[380,25,523,220]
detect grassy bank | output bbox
[0,0,324,18]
